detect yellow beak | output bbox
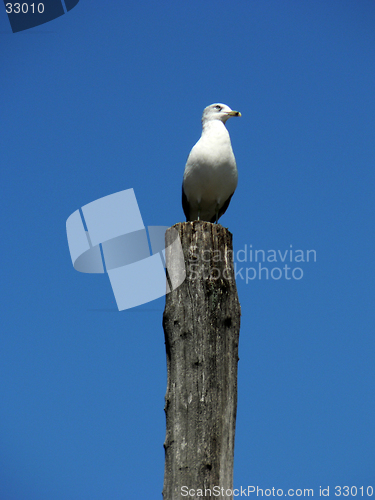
[227,110,241,117]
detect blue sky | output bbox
[1,1,375,498]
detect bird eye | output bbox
[214,105,222,111]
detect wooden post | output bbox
[162,221,241,500]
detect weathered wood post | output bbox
[162,221,241,500]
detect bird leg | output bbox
[215,205,219,224]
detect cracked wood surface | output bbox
[163,222,241,500]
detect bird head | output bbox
[202,103,241,125]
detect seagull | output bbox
[182,103,241,223]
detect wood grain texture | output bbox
[163,221,241,500]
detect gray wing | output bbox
[209,193,234,223]
[182,184,190,221]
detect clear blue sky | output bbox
[1,1,375,498]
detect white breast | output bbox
[183,120,238,221]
